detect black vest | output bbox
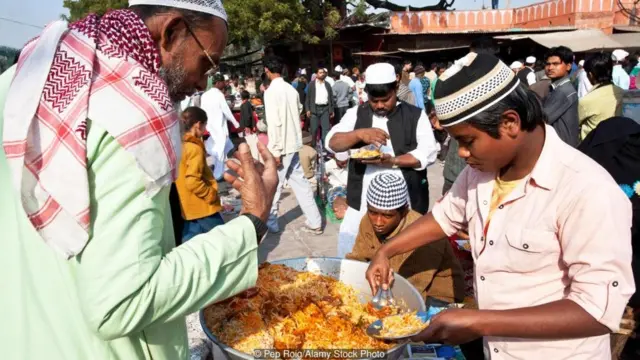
[347,103,429,214]
[517,67,533,87]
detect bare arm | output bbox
[328,130,364,152]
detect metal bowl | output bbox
[200,257,426,360]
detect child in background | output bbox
[175,107,224,243]
[239,90,255,136]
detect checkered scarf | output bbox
[2,10,181,258]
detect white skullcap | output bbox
[525,56,536,64]
[335,152,349,162]
[366,173,408,210]
[612,49,629,62]
[365,63,396,85]
[223,74,229,81]
[334,65,343,72]
[129,0,227,22]
[510,61,523,69]
[579,60,585,67]
[300,69,307,75]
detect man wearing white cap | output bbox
[517,56,537,86]
[612,49,631,90]
[0,1,279,359]
[577,59,593,98]
[326,62,438,257]
[509,60,523,74]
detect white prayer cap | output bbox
[525,56,536,64]
[509,61,523,69]
[334,65,343,72]
[223,74,230,81]
[129,0,227,22]
[612,49,629,62]
[365,63,396,85]
[300,69,307,75]
[335,152,349,162]
[579,60,585,67]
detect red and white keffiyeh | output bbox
[2,10,181,259]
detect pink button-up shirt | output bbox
[432,126,634,360]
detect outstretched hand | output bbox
[224,142,279,222]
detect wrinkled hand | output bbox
[365,250,393,295]
[361,153,394,167]
[356,128,389,147]
[224,142,278,222]
[411,309,484,345]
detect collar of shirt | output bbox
[523,125,564,190]
[551,76,571,90]
[316,79,325,85]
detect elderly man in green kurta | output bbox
[0,1,278,359]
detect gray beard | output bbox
[158,58,189,103]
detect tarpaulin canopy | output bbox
[494,29,622,52]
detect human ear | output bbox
[500,110,521,139]
[160,16,188,54]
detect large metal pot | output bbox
[200,257,426,360]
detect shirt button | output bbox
[483,200,488,205]
[480,236,485,242]
[489,240,494,246]
[523,243,529,249]
[613,281,619,287]
[494,348,499,353]
[498,204,504,209]
[480,276,486,281]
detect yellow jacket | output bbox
[176,134,222,220]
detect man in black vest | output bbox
[305,68,335,148]
[517,56,537,87]
[325,62,438,258]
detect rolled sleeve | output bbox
[561,180,635,331]
[409,111,438,170]
[325,107,357,153]
[430,167,470,237]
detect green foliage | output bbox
[63,0,128,22]
[0,46,19,74]
[62,0,342,45]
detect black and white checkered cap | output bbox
[366,173,408,211]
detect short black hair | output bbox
[545,46,574,65]
[403,59,412,65]
[393,62,404,78]
[333,71,342,79]
[425,100,435,114]
[365,83,396,98]
[430,62,438,70]
[470,37,498,55]
[436,63,447,73]
[241,90,250,100]
[467,84,546,139]
[262,77,271,88]
[263,56,285,75]
[130,5,215,30]
[182,106,208,131]
[584,52,613,85]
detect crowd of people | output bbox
[1,0,640,359]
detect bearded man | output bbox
[0,1,278,359]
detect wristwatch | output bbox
[244,213,268,241]
[391,157,399,169]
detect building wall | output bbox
[389,0,640,34]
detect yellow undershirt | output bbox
[484,176,521,237]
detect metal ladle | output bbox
[371,286,396,310]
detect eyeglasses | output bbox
[184,21,218,76]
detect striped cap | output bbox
[434,53,520,127]
[366,173,409,211]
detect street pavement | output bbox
[258,161,445,262]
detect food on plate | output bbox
[351,148,381,159]
[377,312,429,338]
[203,263,401,356]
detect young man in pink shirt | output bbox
[366,53,634,359]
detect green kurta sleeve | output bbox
[77,121,258,340]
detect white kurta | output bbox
[325,105,438,257]
[200,87,240,179]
